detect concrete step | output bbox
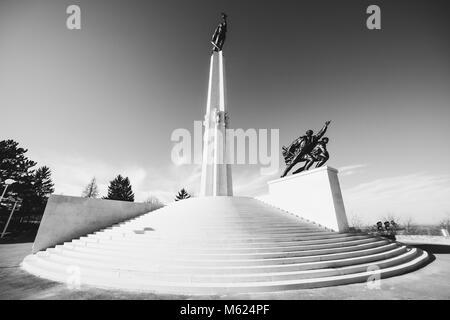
[50,242,400,267]
[39,244,408,273]
[21,196,429,294]
[104,226,327,234]
[91,229,338,241]
[32,244,409,281]
[67,248,424,283]
[58,239,390,259]
[21,248,428,293]
[62,236,380,254]
[84,232,359,244]
[73,234,373,249]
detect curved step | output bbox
[50,241,399,267]
[100,228,332,236]
[27,245,412,280]
[57,239,391,259]
[21,248,429,293]
[36,244,409,274]
[84,232,361,244]
[21,196,429,294]
[62,236,382,254]
[74,234,377,249]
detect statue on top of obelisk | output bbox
[211,13,228,53]
[200,13,233,197]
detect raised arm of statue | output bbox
[315,121,331,140]
[221,12,228,26]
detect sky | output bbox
[1,0,449,225]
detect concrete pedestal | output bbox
[260,166,349,232]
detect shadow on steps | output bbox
[413,243,450,254]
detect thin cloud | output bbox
[233,167,280,197]
[343,172,450,224]
[339,164,367,176]
[30,151,201,203]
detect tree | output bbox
[403,217,418,235]
[349,213,366,232]
[33,166,55,198]
[19,166,54,216]
[82,177,99,198]
[104,175,134,202]
[0,140,54,222]
[145,195,164,210]
[175,188,191,201]
[0,139,36,198]
[439,214,450,231]
[381,213,399,224]
[0,140,37,181]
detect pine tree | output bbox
[0,139,36,196]
[33,166,55,198]
[82,177,99,198]
[0,140,54,217]
[23,166,55,215]
[175,188,191,201]
[145,195,164,209]
[104,175,134,202]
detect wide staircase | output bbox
[22,197,429,294]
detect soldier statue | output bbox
[211,13,228,53]
[298,137,330,173]
[281,121,331,177]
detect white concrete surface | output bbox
[22,197,428,294]
[259,166,349,232]
[32,195,154,253]
[200,51,233,196]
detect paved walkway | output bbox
[1,240,449,300]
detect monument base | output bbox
[258,166,349,232]
[22,196,429,294]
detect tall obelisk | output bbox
[200,13,233,196]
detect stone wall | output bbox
[32,195,156,253]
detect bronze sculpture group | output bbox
[281,121,331,177]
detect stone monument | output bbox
[260,166,349,232]
[259,122,349,232]
[200,13,233,196]
[20,14,429,295]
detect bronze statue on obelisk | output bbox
[211,13,228,53]
[200,13,233,196]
